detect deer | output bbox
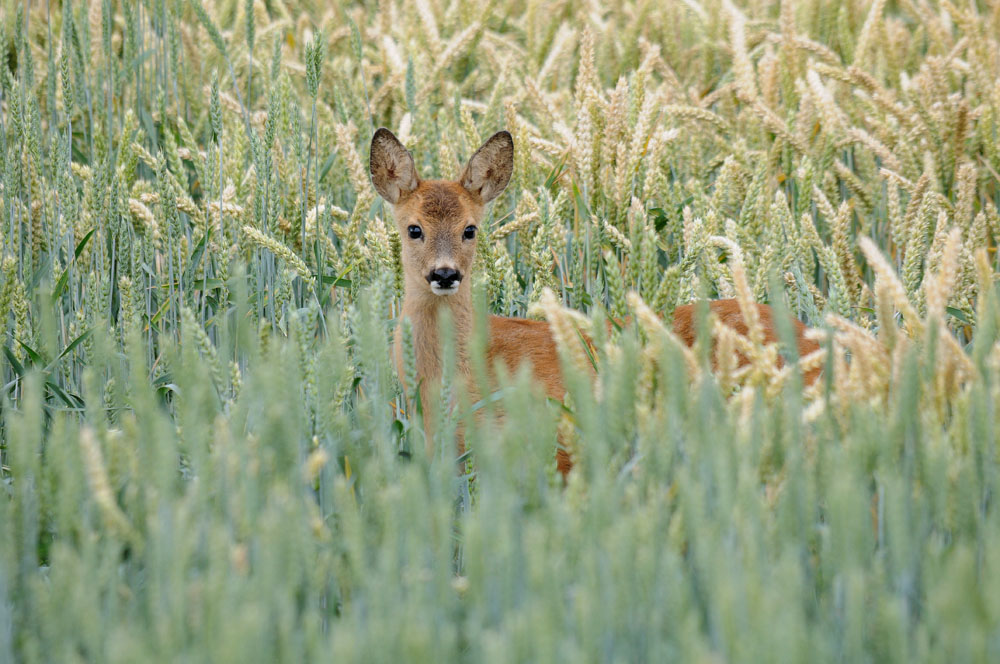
[369,127,820,475]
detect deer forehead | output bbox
[398,181,482,230]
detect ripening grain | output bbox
[1,0,1000,660]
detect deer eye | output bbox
[463,225,477,240]
[407,225,423,240]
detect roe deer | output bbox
[370,128,820,474]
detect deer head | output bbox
[369,128,514,298]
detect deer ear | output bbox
[459,131,514,203]
[370,128,419,203]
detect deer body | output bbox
[395,282,564,405]
[371,128,819,472]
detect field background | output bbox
[2,0,1000,660]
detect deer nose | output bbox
[427,267,461,288]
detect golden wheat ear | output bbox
[369,127,419,203]
[459,131,514,203]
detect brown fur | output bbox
[371,129,509,458]
[459,131,515,202]
[370,128,419,203]
[391,181,482,426]
[484,315,572,473]
[419,185,467,221]
[371,128,820,475]
[671,300,822,385]
[482,303,820,475]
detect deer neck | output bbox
[401,279,473,385]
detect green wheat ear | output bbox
[0,0,998,658]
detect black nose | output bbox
[427,267,461,288]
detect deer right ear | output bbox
[369,128,419,203]
[460,131,514,203]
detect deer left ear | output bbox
[370,128,419,204]
[459,131,514,203]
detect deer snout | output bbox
[427,267,462,291]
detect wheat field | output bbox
[1,0,1000,660]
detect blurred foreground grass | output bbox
[2,0,1000,660]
